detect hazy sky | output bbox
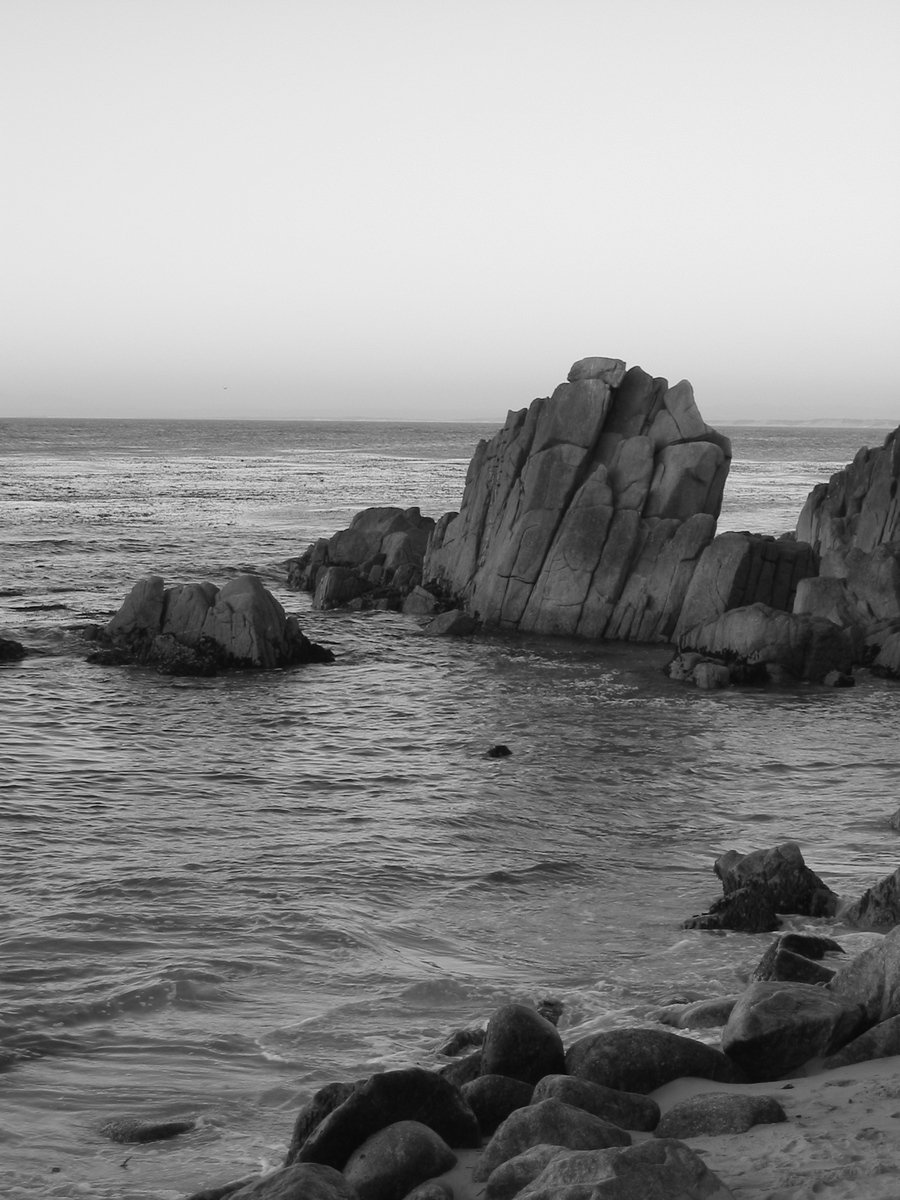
[2,1,898,422]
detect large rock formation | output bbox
[88,574,333,674]
[422,357,732,641]
[797,428,900,556]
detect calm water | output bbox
[1,417,899,1199]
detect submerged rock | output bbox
[99,1116,195,1143]
[89,574,333,675]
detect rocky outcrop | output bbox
[797,428,900,556]
[87,574,333,674]
[421,357,731,640]
[287,507,435,611]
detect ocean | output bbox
[2,416,899,1199]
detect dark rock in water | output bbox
[286,1081,358,1165]
[287,506,435,611]
[511,1139,733,1200]
[536,997,563,1026]
[530,1074,659,1132]
[462,1075,534,1136]
[99,1116,195,1143]
[654,1092,787,1139]
[486,744,512,758]
[721,981,866,1081]
[0,635,28,661]
[422,609,478,637]
[422,358,731,642]
[473,1097,631,1183]
[565,1027,740,1094]
[751,936,839,986]
[480,1002,566,1085]
[293,1067,480,1169]
[823,1013,900,1069]
[343,1120,456,1200]
[685,842,839,932]
[676,602,855,683]
[227,1163,357,1200]
[842,866,900,930]
[438,1026,485,1057]
[653,995,739,1031]
[90,574,333,675]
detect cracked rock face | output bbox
[422,358,731,641]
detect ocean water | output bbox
[1,416,899,1199]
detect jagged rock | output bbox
[228,1163,357,1200]
[842,867,900,930]
[513,1139,735,1200]
[822,1013,900,1069]
[473,1098,631,1183]
[674,532,818,639]
[343,1121,456,1200]
[828,924,900,1023]
[461,1075,534,1136]
[721,981,866,1081]
[676,602,854,683]
[751,932,843,985]
[93,574,332,674]
[480,1003,566,1085]
[654,1093,787,1139]
[287,507,435,610]
[293,1068,480,1169]
[565,1027,740,1094]
[683,881,781,933]
[698,842,839,933]
[422,360,730,641]
[797,427,900,555]
[530,1075,659,1131]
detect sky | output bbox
[1,1,898,423]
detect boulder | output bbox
[683,880,781,933]
[461,1075,534,1137]
[843,867,900,930]
[822,1013,900,1069]
[402,1185,453,1200]
[530,1074,659,1131]
[796,427,900,555]
[287,507,435,610]
[565,1027,739,1094]
[654,1093,786,1139]
[721,981,866,1081]
[828,924,900,1024]
[437,1050,482,1088]
[480,1003,566,1085]
[343,1121,456,1200]
[93,574,333,674]
[674,532,818,639]
[286,1082,358,1165]
[99,1116,195,1143]
[483,1144,566,1200]
[0,635,28,661]
[422,359,731,642]
[874,630,900,678]
[228,1163,357,1200]
[676,603,854,683]
[473,1098,631,1183]
[512,1139,735,1200]
[422,609,478,637]
[653,997,739,1031]
[293,1068,480,1169]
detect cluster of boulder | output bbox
[183,884,900,1200]
[285,356,900,688]
[85,573,333,675]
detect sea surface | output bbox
[1,416,899,1199]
